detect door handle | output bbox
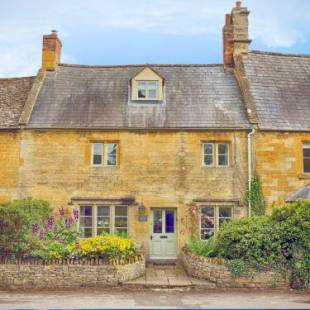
[160,236,168,239]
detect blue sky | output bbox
[0,0,309,77]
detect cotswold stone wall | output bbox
[254,131,310,210]
[0,258,145,289]
[17,130,248,255]
[181,248,289,289]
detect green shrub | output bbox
[271,201,310,288]
[31,240,71,260]
[213,200,310,288]
[214,216,284,269]
[0,198,52,257]
[187,236,216,257]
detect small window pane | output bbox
[97,206,110,235]
[148,81,157,89]
[203,144,214,166]
[115,206,127,217]
[204,155,213,166]
[201,207,214,217]
[80,217,92,227]
[138,89,146,98]
[138,82,146,98]
[219,207,232,228]
[80,206,93,238]
[304,159,310,173]
[218,144,228,166]
[92,143,103,165]
[115,217,128,228]
[107,143,117,166]
[153,210,163,233]
[80,206,92,216]
[218,143,228,154]
[201,229,214,240]
[80,228,92,238]
[304,144,310,173]
[165,211,175,233]
[218,155,228,166]
[201,207,215,240]
[204,143,213,155]
[98,228,110,235]
[98,206,110,216]
[148,89,157,98]
[219,207,232,218]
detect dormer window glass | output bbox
[138,81,158,100]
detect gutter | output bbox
[247,128,255,216]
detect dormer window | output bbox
[131,66,164,102]
[138,81,158,100]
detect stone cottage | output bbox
[0,1,309,260]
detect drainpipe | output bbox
[247,128,255,217]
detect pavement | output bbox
[124,263,216,288]
[0,288,309,308]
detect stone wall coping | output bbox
[0,255,144,266]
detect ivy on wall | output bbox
[245,174,266,216]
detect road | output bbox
[0,288,309,309]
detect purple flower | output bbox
[47,216,55,228]
[73,209,79,221]
[32,224,39,235]
[59,208,65,216]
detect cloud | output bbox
[0,0,309,77]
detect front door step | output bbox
[147,259,177,266]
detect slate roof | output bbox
[286,184,310,202]
[27,64,250,129]
[0,77,35,129]
[241,51,310,131]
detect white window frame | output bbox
[137,80,159,100]
[79,205,128,238]
[91,143,118,167]
[303,143,310,173]
[202,142,229,167]
[199,205,233,240]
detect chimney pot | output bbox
[236,1,242,8]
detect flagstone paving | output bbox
[124,263,216,288]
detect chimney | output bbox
[42,30,62,71]
[223,2,251,68]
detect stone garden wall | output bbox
[181,248,290,289]
[0,257,145,289]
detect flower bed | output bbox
[0,256,145,289]
[181,247,289,289]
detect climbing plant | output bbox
[245,174,266,216]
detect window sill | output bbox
[298,173,310,180]
[91,165,118,169]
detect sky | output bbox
[0,0,309,77]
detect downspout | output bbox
[247,128,255,216]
